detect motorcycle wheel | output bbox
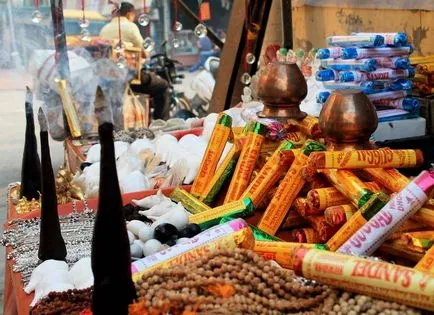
[170,95,193,118]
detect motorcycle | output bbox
[189,56,220,117]
[146,41,193,117]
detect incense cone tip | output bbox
[38,107,48,132]
[25,87,33,113]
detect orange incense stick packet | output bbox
[286,131,307,146]
[413,208,434,227]
[415,245,434,275]
[305,215,340,243]
[258,141,326,235]
[308,149,423,170]
[288,228,321,243]
[224,122,267,203]
[320,169,374,208]
[253,241,327,269]
[242,140,296,208]
[287,116,322,138]
[306,182,381,211]
[191,113,232,198]
[324,204,357,227]
[281,209,308,229]
[293,248,434,312]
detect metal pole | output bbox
[281,0,293,49]
[163,0,171,41]
[50,0,70,79]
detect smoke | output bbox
[1,5,132,140]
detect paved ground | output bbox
[0,70,64,310]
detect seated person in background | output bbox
[100,2,170,120]
[189,35,216,73]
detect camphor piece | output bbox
[338,170,434,256]
[37,108,66,262]
[293,248,434,312]
[20,87,42,201]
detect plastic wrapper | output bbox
[401,231,434,249]
[191,113,232,198]
[326,35,384,48]
[131,219,254,281]
[316,47,343,59]
[352,32,408,46]
[339,68,415,82]
[170,188,211,214]
[338,170,434,256]
[258,142,326,235]
[316,69,339,81]
[374,97,420,112]
[373,57,411,69]
[286,132,307,146]
[286,116,323,139]
[287,228,321,243]
[364,168,409,192]
[410,55,434,65]
[242,140,296,207]
[326,192,390,251]
[320,58,376,72]
[281,209,308,229]
[219,217,280,241]
[308,149,423,170]
[224,122,267,203]
[201,143,241,205]
[306,187,351,212]
[305,215,340,242]
[417,63,434,74]
[253,241,326,269]
[189,197,255,229]
[324,204,357,226]
[293,248,434,311]
[415,246,434,275]
[342,46,413,59]
[320,169,374,208]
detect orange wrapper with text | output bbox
[224,122,266,203]
[415,246,434,275]
[253,241,326,269]
[308,149,423,170]
[242,141,296,207]
[191,113,232,197]
[258,152,308,235]
[324,204,357,227]
[293,248,434,311]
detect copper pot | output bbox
[319,90,378,150]
[257,61,307,121]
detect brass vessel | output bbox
[257,61,307,121]
[319,90,378,150]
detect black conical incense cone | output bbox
[20,87,42,200]
[91,122,136,315]
[37,108,67,261]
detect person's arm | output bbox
[130,23,144,50]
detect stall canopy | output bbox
[293,0,434,10]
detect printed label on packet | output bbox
[131,219,249,278]
[323,150,418,169]
[326,213,367,251]
[317,188,348,210]
[339,181,427,256]
[415,246,434,275]
[294,249,434,311]
[258,153,308,235]
[364,168,409,193]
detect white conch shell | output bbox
[183,155,202,184]
[138,224,154,242]
[202,113,219,141]
[30,269,74,306]
[85,141,129,163]
[150,203,189,230]
[131,138,156,155]
[69,257,93,290]
[127,230,136,244]
[120,170,151,194]
[25,260,68,294]
[132,190,170,208]
[130,243,143,258]
[127,220,148,236]
[139,200,175,219]
[142,239,164,256]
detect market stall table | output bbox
[3,187,188,315]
